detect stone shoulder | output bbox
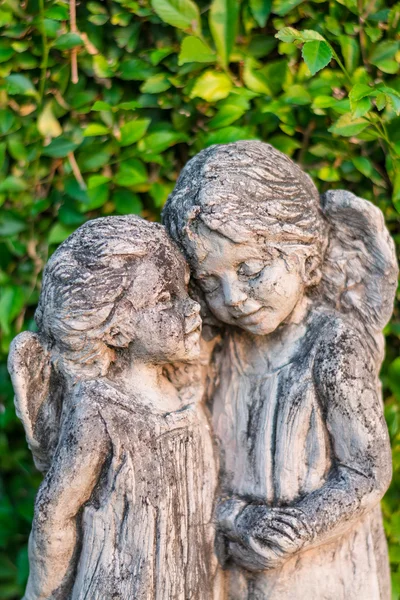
[309,307,376,375]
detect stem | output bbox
[68,152,86,189]
[38,0,49,105]
[357,0,370,72]
[70,0,79,84]
[330,47,353,87]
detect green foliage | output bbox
[0,0,399,597]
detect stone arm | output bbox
[216,328,392,571]
[24,398,110,600]
[294,328,392,547]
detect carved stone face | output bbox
[189,223,306,335]
[107,249,202,362]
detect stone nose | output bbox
[183,299,200,317]
[222,277,247,307]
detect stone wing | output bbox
[320,190,398,356]
[8,331,62,473]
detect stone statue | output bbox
[163,140,398,600]
[8,216,220,600]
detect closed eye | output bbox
[237,259,265,278]
[197,275,219,293]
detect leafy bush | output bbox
[0,0,399,597]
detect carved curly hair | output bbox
[35,215,184,380]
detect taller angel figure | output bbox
[163,140,398,600]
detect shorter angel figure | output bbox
[8,216,219,600]
[163,141,398,599]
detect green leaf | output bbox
[119,119,151,146]
[243,58,270,95]
[42,137,80,157]
[0,109,15,134]
[93,55,114,78]
[48,223,76,244]
[89,14,109,25]
[268,134,301,155]
[353,156,373,177]
[45,5,69,20]
[84,180,109,210]
[0,212,26,236]
[114,159,148,187]
[7,136,27,161]
[204,125,255,146]
[190,70,232,102]
[352,96,371,118]
[65,179,89,202]
[249,0,271,27]
[138,130,187,154]
[209,0,239,67]
[5,74,36,96]
[119,59,156,81]
[349,83,375,102]
[328,113,369,136]
[302,41,332,75]
[248,35,277,58]
[113,190,143,214]
[282,84,311,105]
[318,166,340,182]
[52,33,83,50]
[178,36,216,65]
[87,175,111,189]
[370,41,399,63]
[0,286,25,335]
[365,26,382,43]
[208,98,247,128]
[339,35,360,73]
[37,102,62,138]
[0,42,14,63]
[260,60,287,95]
[151,0,201,34]
[0,176,27,193]
[272,0,304,17]
[300,30,326,42]
[118,101,142,110]
[140,73,171,94]
[275,26,301,43]
[370,41,399,74]
[150,46,174,65]
[312,95,337,108]
[385,93,400,115]
[83,123,110,136]
[375,92,386,111]
[115,23,140,53]
[87,2,108,15]
[91,100,112,111]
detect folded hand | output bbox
[216,500,314,572]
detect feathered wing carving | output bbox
[320,190,398,359]
[7,332,63,473]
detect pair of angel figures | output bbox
[9,141,397,600]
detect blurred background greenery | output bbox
[0,0,399,597]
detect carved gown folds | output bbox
[71,383,218,600]
[212,307,391,600]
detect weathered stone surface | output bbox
[163,140,398,599]
[8,216,220,600]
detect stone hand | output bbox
[218,501,314,572]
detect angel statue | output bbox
[8,215,221,600]
[163,140,398,600]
